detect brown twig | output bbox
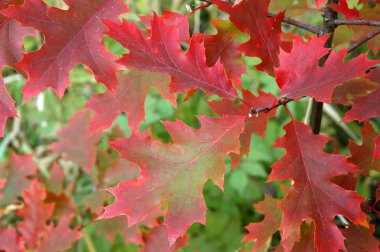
[334,19,380,27]
[267,12,324,36]
[309,0,339,135]
[249,97,293,117]
[200,0,324,35]
[348,28,380,52]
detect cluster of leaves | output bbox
[0,0,380,251]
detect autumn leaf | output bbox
[209,90,277,166]
[0,228,24,252]
[375,135,380,161]
[268,120,366,251]
[49,110,102,173]
[0,0,35,70]
[0,153,38,206]
[290,221,316,252]
[140,10,190,42]
[85,70,176,133]
[37,216,82,252]
[341,224,380,252]
[204,19,246,86]
[104,13,238,99]
[142,225,188,252]
[0,78,17,137]
[17,180,54,249]
[331,79,378,105]
[213,0,283,75]
[277,35,378,102]
[343,88,380,122]
[347,122,380,174]
[328,1,359,20]
[244,194,282,250]
[1,0,128,101]
[100,116,244,244]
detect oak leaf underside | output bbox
[100,116,245,244]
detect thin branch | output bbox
[200,0,324,35]
[267,12,324,35]
[249,97,293,117]
[334,19,380,27]
[309,0,338,135]
[348,28,380,53]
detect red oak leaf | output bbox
[214,0,283,75]
[347,122,380,174]
[375,135,380,161]
[142,225,188,252]
[17,180,54,249]
[367,68,380,83]
[140,11,190,42]
[49,110,102,173]
[244,194,282,250]
[342,224,379,252]
[209,90,277,166]
[290,221,316,252]
[277,35,379,102]
[104,13,238,99]
[204,19,246,86]
[1,0,128,101]
[45,191,76,219]
[331,78,378,105]
[328,0,359,20]
[0,153,38,206]
[268,120,366,252]
[0,0,35,70]
[0,78,17,137]
[343,88,380,122]
[0,228,24,252]
[100,116,244,244]
[85,70,175,133]
[37,216,82,252]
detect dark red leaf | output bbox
[1,0,128,101]
[204,19,246,86]
[343,88,380,122]
[277,35,378,102]
[214,0,283,75]
[269,120,366,251]
[104,13,238,99]
[0,78,17,137]
[342,224,380,252]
